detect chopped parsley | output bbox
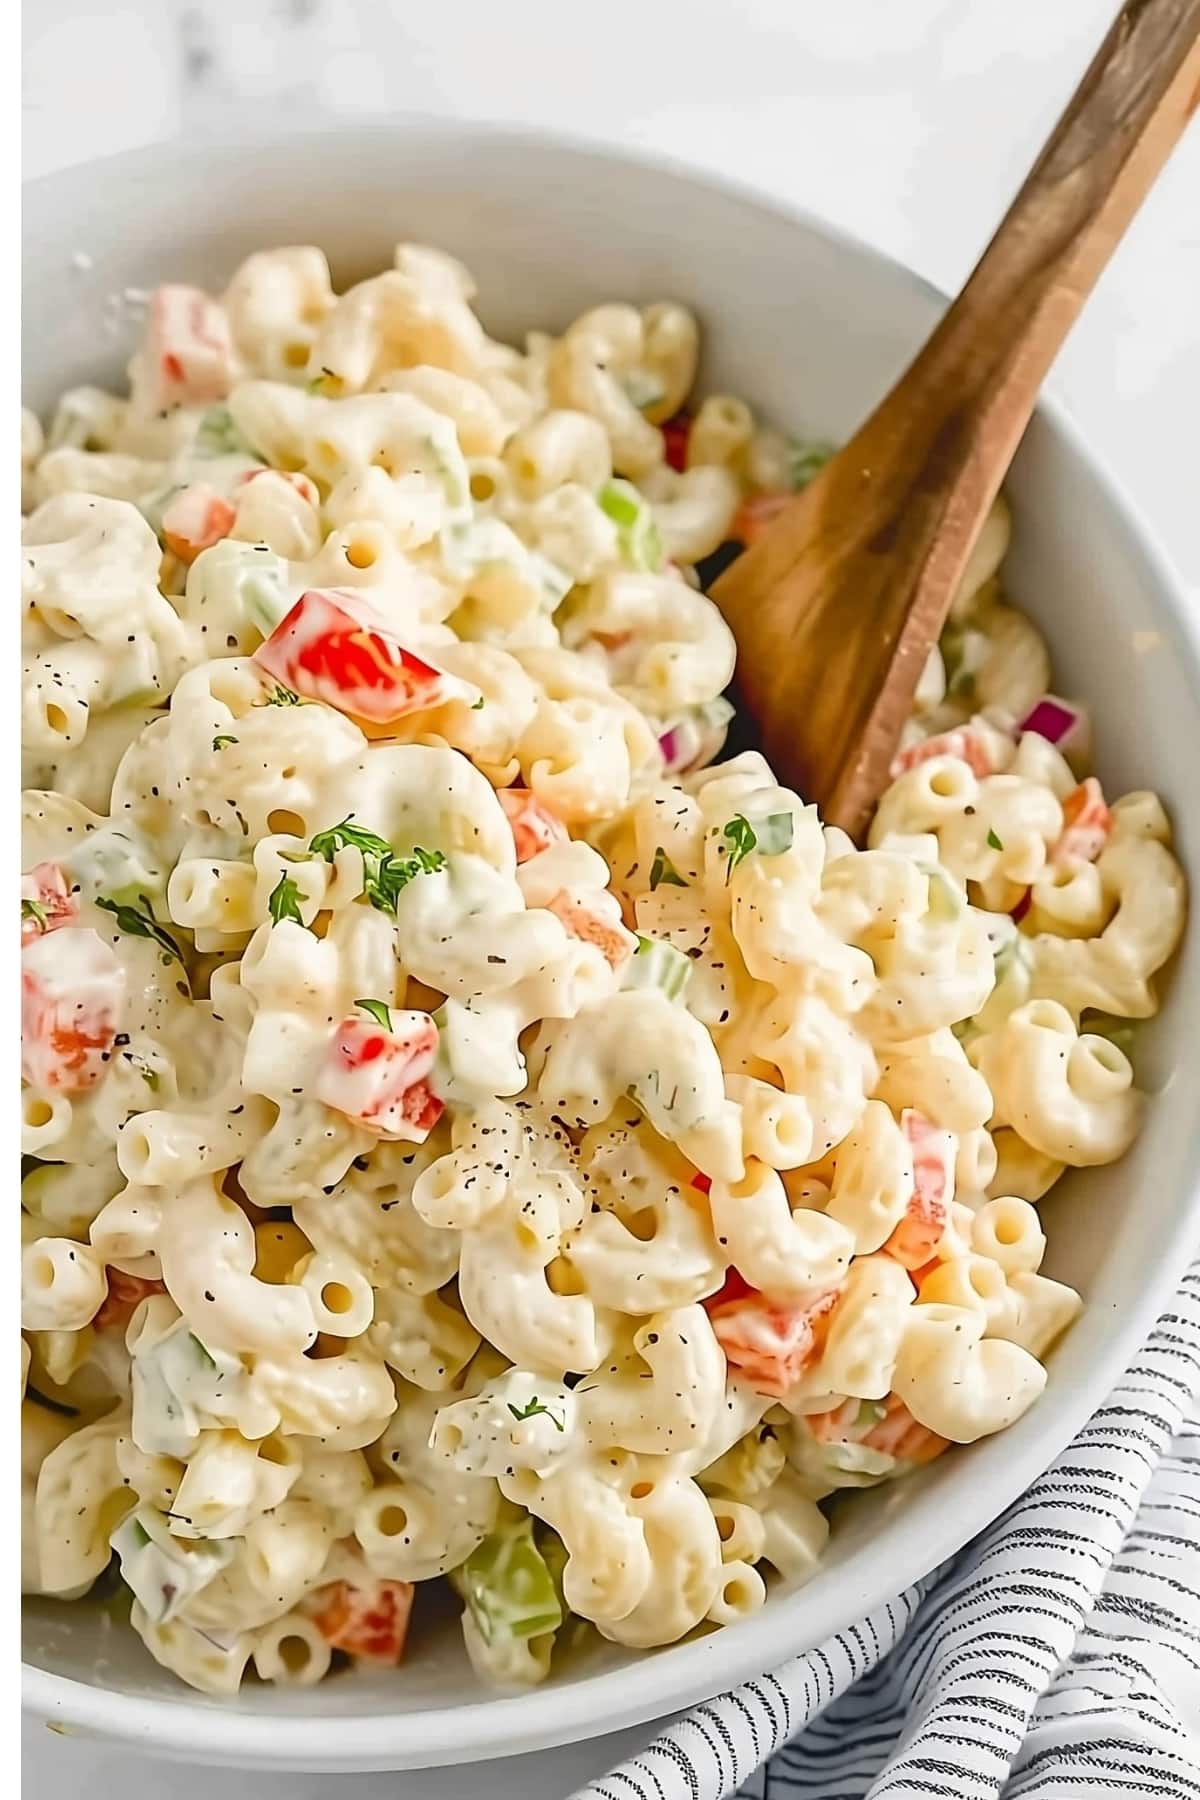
[267,873,306,926]
[471,696,486,711]
[721,814,758,881]
[355,997,393,1031]
[720,812,794,882]
[21,897,48,934]
[649,846,687,892]
[309,816,447,916]
[96,896,185,968]
[212,735,238,752]
[507,1397,565,1433]
[987,827,1005,851]
[123,1051,160,1090]
[261,684,301,707]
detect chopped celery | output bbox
[621,371,666,412]
[598,479,664,572]
[754,812,795,856]
[623,934,692,1002]
[131,1323,245,1459]
[194,406,258,459]
[454,1515,563,1647]
[233,547,291,635]
[111,1504,233,1624]
[920,863,965,923]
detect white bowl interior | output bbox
[22,124,1200,1769]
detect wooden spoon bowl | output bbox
[712,0,1200,839]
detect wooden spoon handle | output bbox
[717,0,1200,839]
[875,0,1200,482]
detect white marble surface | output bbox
[22,2,1199,1795]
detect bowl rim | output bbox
[22,115,1200,1771]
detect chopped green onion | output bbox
[623,934,692,1003]
[598,478,664,572]
[21,897,48,934]
[649,847,687,892]
[355,997,393,1031]
[212,735,238,752]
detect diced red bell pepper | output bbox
[545,890,634,968]
[497,788,567,864]
[1052,776,1112,866]
[806,1393,948,1466]
[161,483,237,563]
[881,1110,953,1271]
[147,285,234,410]
[730,491,790,546]
[315,1010,443,1142]
[254,587,475,725]
[706,1283,841,1398]
[21,863,77,945]
[94,1269,167,1333]
[22,928,125,1094]
[890,725,999,781]
[236,466,321,508]
[313,1577,414,1664]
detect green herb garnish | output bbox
[212,735,238,752]
[355,997,393,1031]
[721,815,758,883]
[267,873,306,926]
[309,817,447,916]
[649,847,687,892]
[96,896,185,968]
[261,684,301,707]
[507,1397,565,1432]
[987,828,1004,851]
[21,897,48,934]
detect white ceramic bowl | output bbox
[23,121,1200,1772]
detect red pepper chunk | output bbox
[706,1283,841,1398]
[497,788,567,864]
[313,1578,414,1664]
[147,285,234,410]
[254,588,475,725]
[236,466,320,508]
[22,928,125,1094]
[890,725,1000,781]
[881,1110,954,1271]
[661,412,692,473]
[806,1393,948,1467]
[21,863,76,945]
[94,1269,167,1333]
[1052,776,1112,867]
[545,890,635,968]
[161,483,237,563]
[730,491,791,546]
[314,1010,443,1142]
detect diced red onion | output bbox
[1018,695,1082,747]
[1011,889,1032,924]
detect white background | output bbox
[22,1,1199,1795]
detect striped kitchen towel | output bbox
[576,1259,1200,1800]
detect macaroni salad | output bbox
[21,244,1186,1696]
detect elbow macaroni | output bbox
[21,238,1184,1695]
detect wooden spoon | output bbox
[712,0,1200,841]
